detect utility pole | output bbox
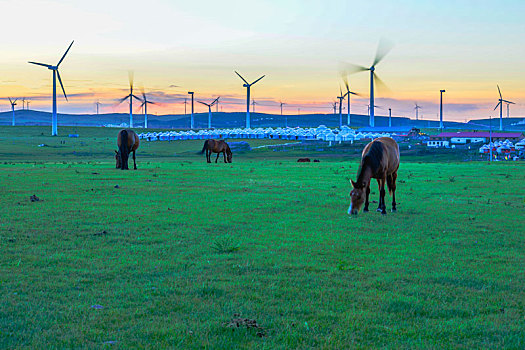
[389,108,392,127]
[439,89,446,129]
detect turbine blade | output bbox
[57,40,74,67]
[349,91,360,96]
[211,97,220,105]
[342,74,350,92]
[340,62,368,75]
[251,75,265,85]
[56,70,68,101]
[502,100,515,104]
[373,38,394,67]
[28,61,53,68]
[128,71,134,89]
[197,101,209,107]
[373,72,391,93]
[118,95,130,104]
[497,85,502,99]
[8,97,12,103]
[234,71,249,85]
[493,102,501,110]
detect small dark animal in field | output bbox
[115,129,140,170]
[348,137,400,215]
[199,139,232,163]
[30,194,40,202]
[313,159,320,163]
[297,158,311,162]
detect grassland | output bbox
[1,126,524,348]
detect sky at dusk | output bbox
[0,0,524,121]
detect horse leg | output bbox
[223,151,227,163]
[133,150,137,170]
[206,150,211,163]
[379,178,387,215]
[391,172,398,212]
[376,179,383,212]
[363,182,371,212]
[215,152,220,163]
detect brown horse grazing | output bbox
[199,139,232,163]
[348,137,399,215]
[115,129,140,170]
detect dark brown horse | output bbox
[115,129,140,170]
[199,139,232,163]
[348,137,399,215]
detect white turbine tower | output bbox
[234,71,265,128]
[342,39,393,127]
[8,98,17,126]
[140,89,156,129]
[28,40,74,136]
[414,102,422,121]
[494,85,514,131]
[336,86,349,128]
[198,97,220,129]
[118,72,141,128]
[342,76,359,126]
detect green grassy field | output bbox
[1,126,524,348]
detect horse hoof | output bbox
[391,208,397,213]
[376,208,382,212]
[381,211,387,215]
[363,208,369,213]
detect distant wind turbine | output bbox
[21,98,25,110]
[342,38,393,127]
[215,97,220,113]
[342,76,359,126]
[252,99,257,113]
[234,71,265,128]
[414,102,422,120]
[140,89,156,129]
[8,97,17,126]
[26,101,30,110]
[117,72,141,128]
[337,86,345,128]
[95,101,101,115]
[197,97,220,129]
[494,85,514,130]
[28,40,74,136]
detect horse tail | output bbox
[120,129,129,156]
[199,140,208,154]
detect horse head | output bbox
[227,149,233,163]
[348,179,367,215]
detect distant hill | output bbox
[0,109,523,131]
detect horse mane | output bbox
[356,140,383,184]
[199,140,209,154]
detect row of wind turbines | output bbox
[6,40,517,135]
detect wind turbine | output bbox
[234,71,265,128]
[26,101,30,110]
[198,97,219,129]
[342,39,393,127]
[494,85,514,130]
[342,76,359,126]
[337,86,345,128]
[414,102,422,121]
[95,101,101,115]
[21,98,25,110]
[252,99,257,113]
[117,72,141,128]
[280,101,287,127]
[8,98,17,126]
[28,40,74,136]
[368,104,381,118]
[140,89,156,129]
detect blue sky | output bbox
[0,0,524,120]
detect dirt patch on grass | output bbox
[225,315,266,337]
